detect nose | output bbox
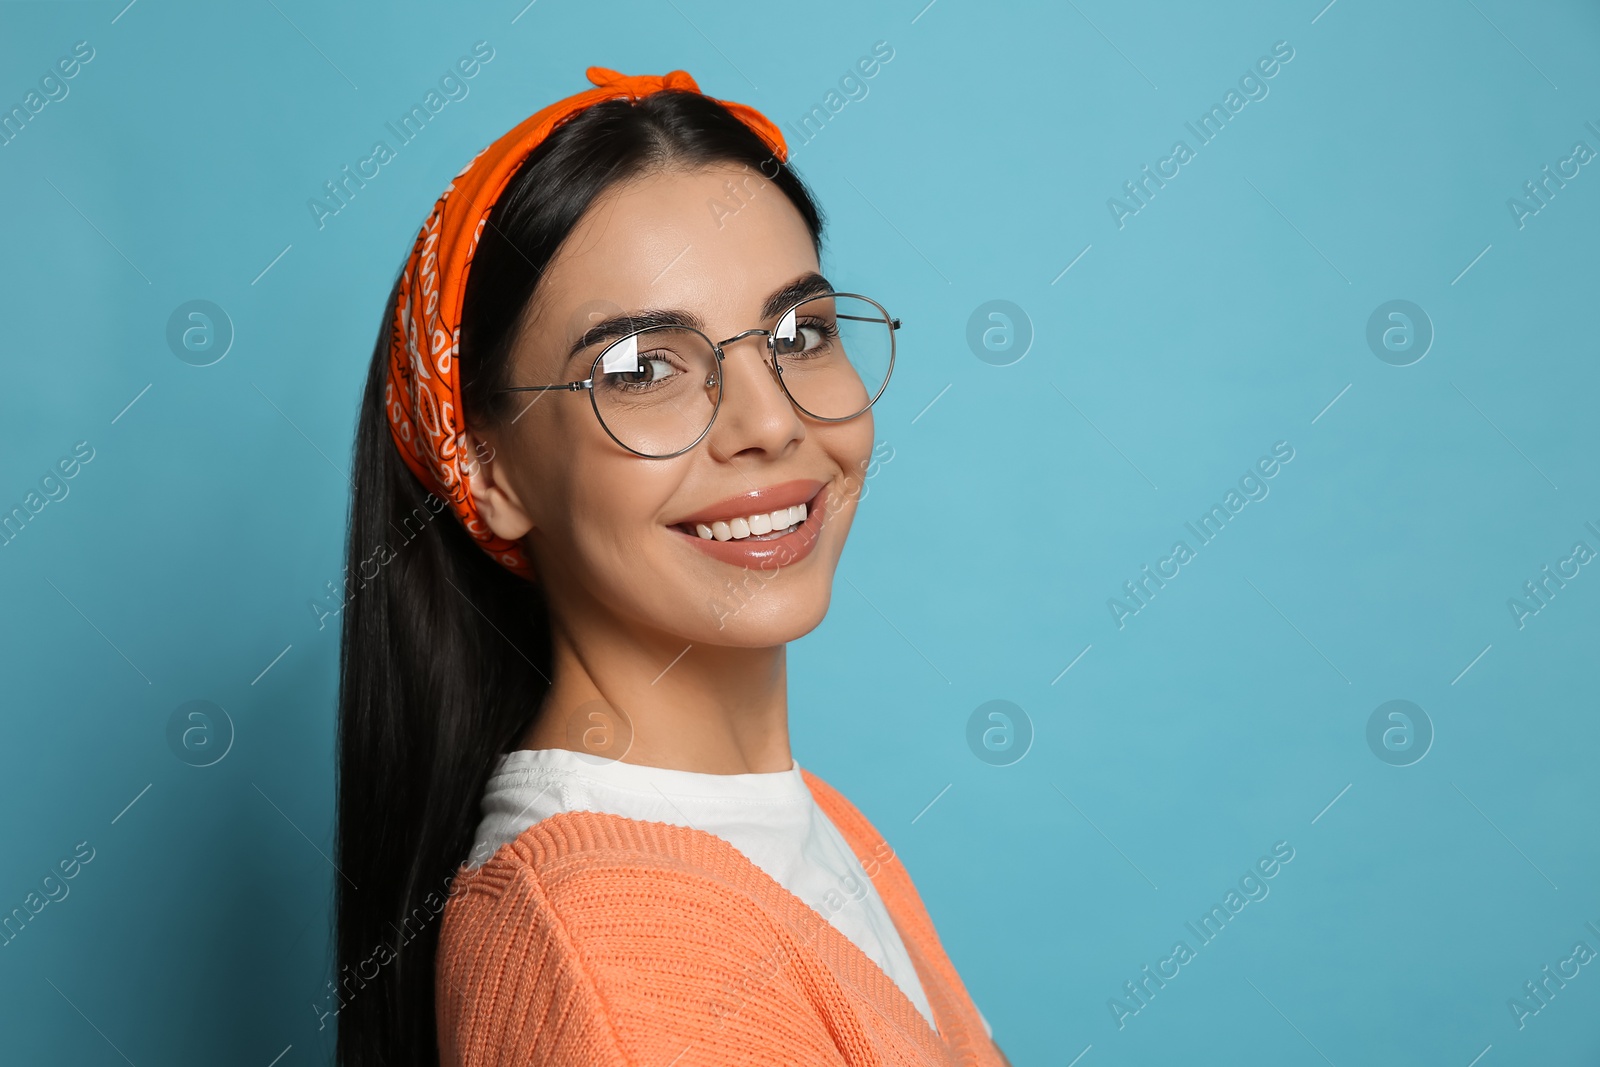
[704,333,803,459]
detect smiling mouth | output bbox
[671,486,822,543]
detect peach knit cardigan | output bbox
[435,766,1006,1066]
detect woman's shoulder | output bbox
[439,809,784,982]
[434,807,859,1065]
[446,807,782,922]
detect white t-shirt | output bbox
[466,748,989,1039]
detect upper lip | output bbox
[668,478,826,527]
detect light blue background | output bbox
[2,0,1597,1063]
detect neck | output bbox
[520,617,792,774]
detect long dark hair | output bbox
[332,89,825,1066]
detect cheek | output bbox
[580,461,674,530]
[827,415,878,507]
[539,443,685,579]
[515,395,618,518]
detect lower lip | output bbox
[669,487,827,568]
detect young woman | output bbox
[334,66,1009,1066]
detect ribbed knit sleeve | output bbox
[434,840,628,1066]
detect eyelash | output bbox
[795,317,839,343]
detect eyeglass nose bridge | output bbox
[713,326,778,353]
[708,326,788,388]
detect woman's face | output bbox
[473,161,877,648]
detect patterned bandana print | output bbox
[385,66,789,579]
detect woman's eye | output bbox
[620,356,676,383]
[776,322,831,355]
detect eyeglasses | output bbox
[495,291,900,458]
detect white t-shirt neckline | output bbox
[489,745,808,798]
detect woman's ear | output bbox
[462,427,535,542]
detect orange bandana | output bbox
[384,67,788,579]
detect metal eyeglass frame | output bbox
[494,290,902,459]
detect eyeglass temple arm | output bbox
[835,313,902,329]
[498,382,590,393]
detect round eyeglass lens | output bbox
[770,294,894,420]
[590,326,720,457]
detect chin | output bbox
[698,587,833,648]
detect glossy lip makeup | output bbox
[666,477,828,568]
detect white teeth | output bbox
[690,502,808,541]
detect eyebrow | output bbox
[565,271,836,364]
